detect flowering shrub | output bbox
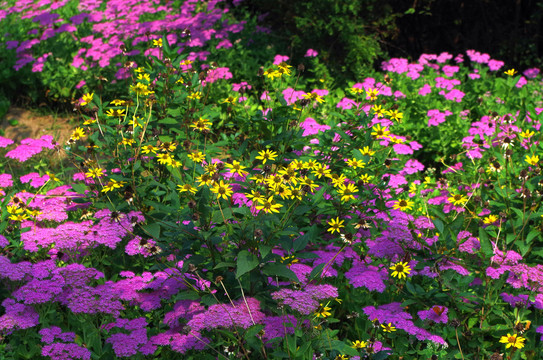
[1,3,543,360]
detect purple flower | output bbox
[487,59,504,71]
[304,48,318,57]
[0,135,14,148]
[345,260,387,292]
[299,117,331,136]
[0,298,40,333]
[42,343,91,360]
[0,174,13,187]
[5,135,55,162]
[418,84,432,96]
[427,109,452,127]
[418,306,448,323]
[273,54,289,65]
[524,68,540,78]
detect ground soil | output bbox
[1,106,76,145]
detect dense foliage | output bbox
[1,1,543,360]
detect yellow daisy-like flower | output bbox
[277,62,292,75]
[312,163,331,179]
[111,99,126,106]
[314,303,332,318]
[255,196,282,214]
[211,180,233,200]
[245,190,265,203]
[504,69,518,76]
[180,59,193,66]
[372,104,385,118]
[350,87,364,95]
[346,158,366,169]
[134,67,145,73]
[381,323,396,332]
[389,261,411,279]
[499,333,526,349]
[519,129,535,138]
[370,124,390,139]
[222,96,238,104]
[152,38,163,47]
[366,88,379,101]
[80,93,94,106]
[177,183,197,194]
[359,146,375,156]
[289,186,304,201]
[187,92,201,100]
[387,109,403,122]
[130,116,144,129]
[226,160,248,177]
[156,153,173,165]
[337,183,358,202]
[70,127,86,141]
[196,173,213,187]
[351,340,367,349]
[483,214,499,225]
[137,73,151,82]
[393,199,414,212]
[525,154,539,166]
[187,151,205,163]
[299,176,318,192]
[106,108,126,117]
[327,217,344,234]
[448,193,468,206]
[141,145,159,154]
[189,117,212,132]
[263,68,280,79]
[46,172,60,182]
[85,167,105,179]
[101,179,127,193]
[130,82,153,96]
[119,138,135,146]
[329,173,347,188]
[359,174,373,183]
[302,92,324,104]
[255,149,278,164]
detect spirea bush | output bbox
[1,6,543,360]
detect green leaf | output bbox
[70,183,87,194]
[308,263,326,280]
[236,250,259,278]
[143,222,161,239]
[292,225,316,252]
[262,263,299,282]
[479,228,493,257]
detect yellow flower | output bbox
[381,323,396,332]
[359,146,375,156]
[130,116,144,129]
[187,151,205,163]
[337,183,358,202]
[448,193,468,206]
[119,138,135,146]
[387,109,403,122]
[130,82,153,96]
[370,124,390,139]
[314,303,331,318]
[334,356,348,360]
[299,176,318,192]
[152,38,163,47]
[263,68,280,79]
[519,129,535,138]
[393,199,414,212]
[302,92,324,104]
[226,160,248,177]
[277,62,292,75]
[303,159,319,170]
[190,117,212,132]
[180,59,193,66]
[359,174,373,183]
[156,153,173,165]
[46,172,60,182]
[85,167,105,179]
[312,163,331,179]
[346,158,365,169]
[80,93,94,106]
[187,92,201,100]
[177,183,197,194]
[255,196,282,213]
[327,217,344,234]
[389,261,411,279]
[101,179,126,193]
[483,214,499,225]
[137,73,151,82]
[351,340,367,349]
[372,104,385,118]
[111,99,126,106]
[106,108,126,117]
[222,96,238,104]
[499,333,526,349]
[255,149,278,164]
[504,69,517,76]
[196,173,213,187]
[366,88,379,101]
[329,173,347,188]
[134,67,145,73]
[70,127,86,141]
[525,154,539,166]
[289,186,304,201]
[141,145,159,154]
[245,190,265,203]
[350,87,364,95]
[9,213,29,221]
[211,180,233,200]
